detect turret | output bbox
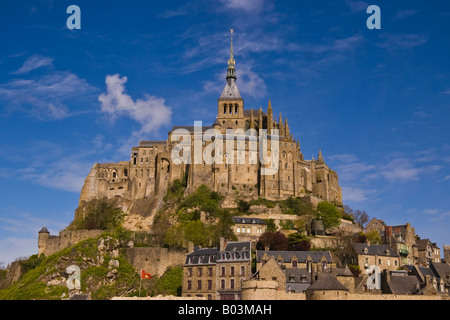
[38,225,50,256]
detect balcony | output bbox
[399,248,409,256]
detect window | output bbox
[198,280,202,290]
[292,260,297,268]
[224,104,227,114]
[236,227,240,233]
[187,281,192,290]
[230,279,235,289]
[208,267,213,276]
[208,280,212,290]
[221,267,226,276]
[235,104,238,114]
[221,279,225,289]
[198,268,202,276]
[241,266,245,276]
[187,268,192,277]
[230,267,235,276]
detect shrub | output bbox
[70,196,124,230]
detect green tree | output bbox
[256,232,289,250]
[316,201,342,231]
[70,196,124,230]
[365,230,382,244]
[155,267,183,296]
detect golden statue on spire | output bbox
[228,28,235,67]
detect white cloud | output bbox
[342,186,375,202]
[377,33,428,50]
[219,0,266,13]
[13,55,53,74]
[98,74,172,136]
[345,0,369,13]
[202,62,267,99]
[394,9,419,20]
[0,70,96,120]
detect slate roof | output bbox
[185,248,219,265]
[38,226,50,234]
[232,217,266,225]
[285,268,311,283]
[219,82,242,100]
[352,243,399,257]
[217,241,252,262]
[335,266,354,277]
[388,276,421,295]
[306,271,348,291]
[256,250,333,263]
[430,262,450,286]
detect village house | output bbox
[231,217,266,245]
[181,240,251,300]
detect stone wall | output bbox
[38,229,103,257]
[241,279,449,300]
[125,247,187,277]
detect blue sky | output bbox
[1,0,449,266]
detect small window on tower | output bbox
[235,104,238,114]
[224,104,227,114]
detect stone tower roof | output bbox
[38,226,50,234]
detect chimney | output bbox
[385,226,392,245]
[366,239,371,246]
[220,237,228,251]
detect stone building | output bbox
[231,216,266,245]
[365,217,386,235]
[181,240,252,300]
[351,242,400,273]
[417,239,441,266]
[384,223,418,266]
[77,32,342,227]
[255,250,335,286]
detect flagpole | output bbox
[139,269,142,297]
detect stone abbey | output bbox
[77,32,342,222]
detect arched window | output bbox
[229,104,232,114]
[223,104,227,114]
[235,104,238,114]
[123,169,128,177]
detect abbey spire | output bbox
[219,29,242,100]
[227,29,236,85]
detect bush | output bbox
[70,196,124,230]
[155,267,183,296]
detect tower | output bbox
[217,29,244,131]
[38,225,50,255]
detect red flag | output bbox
[141,269,152,280]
